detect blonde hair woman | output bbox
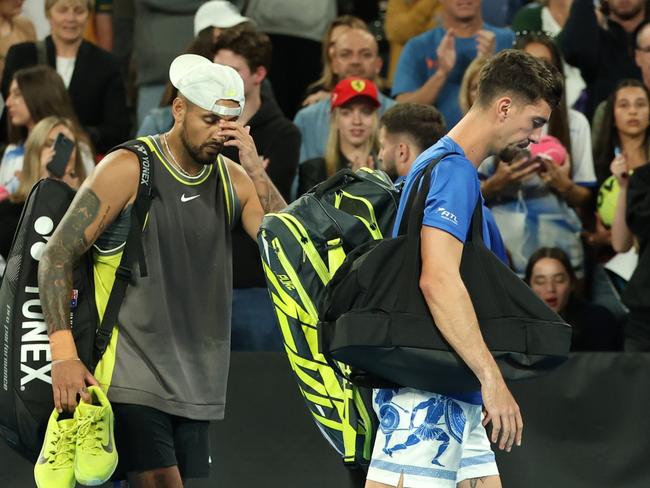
[298,78,380,195]
[0,116,85,260]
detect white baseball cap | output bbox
[194,1,251,36]
[169,54,245,117]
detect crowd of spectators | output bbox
[0,0,648,352]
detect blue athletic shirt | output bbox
[392,135,504,405]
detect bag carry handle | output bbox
[312,169,365,198]
[397,153,486,309]
[398,153,451,236]
[396,161,440,308]
[400,152,486,246]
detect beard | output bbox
[379,159,399,181]
[180,126,223,166]
[611,2,644,20]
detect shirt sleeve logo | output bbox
[436,207,459,225]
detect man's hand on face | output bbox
[218,120,265,175]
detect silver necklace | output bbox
[162,133,194,177]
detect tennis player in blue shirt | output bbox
[366,49,564,488]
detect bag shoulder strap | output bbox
[92,137,154,366]
[398,152,450,236]
[401,151,484,245]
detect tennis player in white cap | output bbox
[38,53,286,486]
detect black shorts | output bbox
[112,403,210,479]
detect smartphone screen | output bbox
[46,133,74,178]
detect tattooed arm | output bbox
[226,158,285,241]
[218,120,287,240]
[39,188,102,334]
[38,150,140,412]
[246,167,287,214]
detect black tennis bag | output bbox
[258,168,400,467]
[0,140,153,461]
[0,179,98,461]
[318,155,572,395]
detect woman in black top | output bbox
[1,0,128,154]
[298,77,380,196]
[525,247,622,351]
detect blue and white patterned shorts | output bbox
[367,388,499,488]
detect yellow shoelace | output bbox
[46,424,77,469]
[76,408,106,455]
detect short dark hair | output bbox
[213,28,272,72]
[379,103,446,153]
[475,49,564,110]
[515,33,572,158]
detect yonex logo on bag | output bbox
[136,143,150,185]
[30,216,54,261]
[435,207,459,226]
[19,286,51,390]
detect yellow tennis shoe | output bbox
[34,409,77,488]
[73,385,118,486]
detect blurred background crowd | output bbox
[0,0,648,353]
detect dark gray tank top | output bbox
[97,135,239,420]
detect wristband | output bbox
[51,358,81,367]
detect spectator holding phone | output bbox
[515,33,595,211]
[473,34,596,276]
[0,115,85,262]
[0,65,94,195]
